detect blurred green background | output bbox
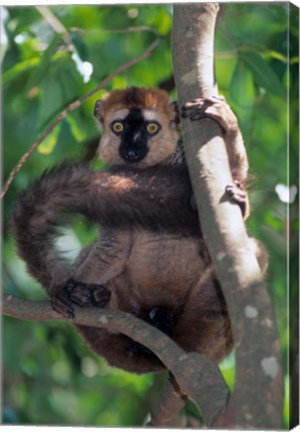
[2,3,299,427]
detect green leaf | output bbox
[228,60,256,137]
[65,114,86,142]
[2,57,40,86]
[290,56,299,65]
[229,60,256,109]
[38,123,62,155]
[38,55,80,131]
[38,72,64,130]
[25,34,62,92]
[71,31,89,61]
[264,50,288,63]
[240,51,285,97]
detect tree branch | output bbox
[172,3,283,428]
[36,6,73,47]
[71,25,161,38]
[1,36,162,199]
[147,377,187,427]
[3,294,228,427]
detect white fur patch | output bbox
[107,108,129,123]
[142,109,161,122]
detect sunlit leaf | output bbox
[290,56,299,65]
[112,75,129,89]
[38,123,62,154]
[264,50,288,63]
[65,114,86,142]
[2,57,40,85]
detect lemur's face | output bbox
[93,88,179,168]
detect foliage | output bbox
[2,3,298,427]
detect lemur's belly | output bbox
[125,231,206,308]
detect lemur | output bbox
[12,87,267,373]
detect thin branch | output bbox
[71,25,161,38]
[1,37,162,199]
[3,294,228,427]
[36,6,73,47]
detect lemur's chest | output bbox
[124,231,206,306]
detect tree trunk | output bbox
[172,3,284,428]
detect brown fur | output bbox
[12,87,267,374]
[96,87,172,119]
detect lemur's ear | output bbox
[93,100,104,124]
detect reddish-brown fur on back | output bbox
[101,87,171,116]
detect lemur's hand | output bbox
[181,96,239,135]
[52,278,111,319]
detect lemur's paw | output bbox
[225,181,248,217]
[52,280,76,319]
[181,96,238,134]
[52,278,111,318]
[89,284,111,307]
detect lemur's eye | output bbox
[146,122,160,135]
[111,122,124,133]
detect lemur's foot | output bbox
[225,181,248,218]
[52,282,76,319]
[181,96,238,134]
[52,278,111,319]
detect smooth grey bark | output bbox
[172,3,283,428]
